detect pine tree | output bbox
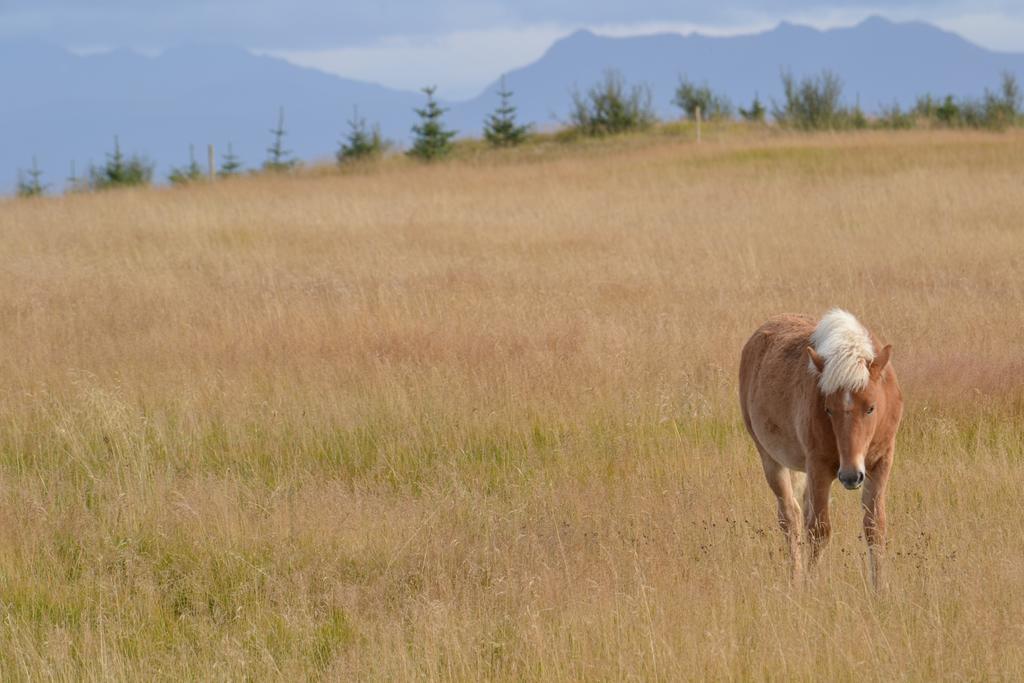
[89,136,153,190]
[264,107,297,171]
[105,137,127,180]
[337,106,384,164]
[168,145,204,185]
[935,95,960,126]
[16,157,46,197]
[219,143,244,177]
[483,76,529,147]
[66,160,86,193]
[739,94,767,122]
[408,86,456,161]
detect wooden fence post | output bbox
[696,105,702,144]
[208,144,216,180]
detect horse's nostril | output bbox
[838,469,865,489]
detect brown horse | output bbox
[739,309,903,586]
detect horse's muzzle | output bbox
[838,469,865,490]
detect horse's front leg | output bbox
[863,452,893,590]
[805,463,834,572]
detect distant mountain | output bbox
[3,17,1024,192]
[457,16,1024,132]
[1,40,426,191]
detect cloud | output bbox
[4,0,1023,99]
[262,9,1024,99]
[0,1,510,49]
[4,0,1021,50]
[262,18,778,98]
[932,11,1024,51]
[264,25,569,99]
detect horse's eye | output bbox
[824,407,832,416]
[866,405,876,415]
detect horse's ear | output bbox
[870,344,893,379]
[806,346,825,374]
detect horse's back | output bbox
[739,314,817,468]
[739,314,815,398]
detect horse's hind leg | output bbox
[759,452,803,583]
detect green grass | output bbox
[2,128,1024,678]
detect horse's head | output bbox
[807,344,893,490]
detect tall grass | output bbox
[0,129,1023,679]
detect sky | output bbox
[5,1,1024,99]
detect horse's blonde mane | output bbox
[809,309,875,394]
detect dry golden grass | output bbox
[1,128,1023,680]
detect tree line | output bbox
[15,69,1022,197]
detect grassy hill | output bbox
[1,128,1023,678]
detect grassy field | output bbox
[1,128,1023,679]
